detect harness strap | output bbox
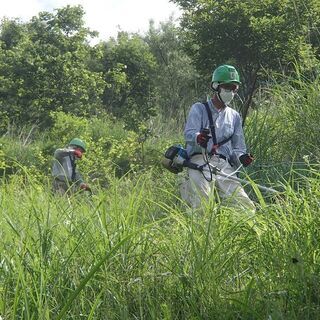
[203,101,233,154]
[69,154,77,182]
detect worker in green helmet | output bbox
[52,138,91,195]
[182,64,255,211]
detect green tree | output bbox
[99,32,157,131]
[0,5,104,130]
[0,18,25,49]
[172,0,320,122]
[145,18,203,122]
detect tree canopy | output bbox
[99,32,157,131]
[0,5,104,129]
[172,0,320,120]
[1,1,320,130]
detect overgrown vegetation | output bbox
[1,164,320,319]
[1,0,320,319]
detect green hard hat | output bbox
[211,64,240,85]
[69,138,86,152]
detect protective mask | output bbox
[219,88,235,104]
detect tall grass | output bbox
[1,165,320,319]
[243,66,320,190]
[1,65,320,319]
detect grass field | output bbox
[1,165,320,319]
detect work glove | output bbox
[196,128,211,148]
[73,149,83,159]
[80,183,91,192]
[239,153,254,167]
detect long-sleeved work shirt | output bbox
[52,147,83,183]
[184,98,247,163]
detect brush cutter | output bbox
[162,144,279,194]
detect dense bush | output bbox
[0,110,183,189]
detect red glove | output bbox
[73,149,83,159]
[80,183,91,192]
[196,128,211,148]
[239,153,254,167]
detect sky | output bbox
[0,0,181,41]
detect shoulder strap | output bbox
[202,102,233,150]
[203,101,217,145]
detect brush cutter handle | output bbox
[183,161,219,174]
[183,161,202,171]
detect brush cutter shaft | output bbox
[207,163,278,194]
[183,160,278,194]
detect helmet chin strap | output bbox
[235,92,244,103]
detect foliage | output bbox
[98,32,157,131]
[144,19,204,120]
[0,110,179,190]
[0,126,49,178]
[0,33,320,317]
[244,63,320,162]
[0,6,104,130]
[1,1,320,132]
[172,0,320,120]
[1,2,320,318]
[1,167,320,319]
[48,111,173,184]
[268,71,320,161]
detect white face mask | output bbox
[219,88,235,104]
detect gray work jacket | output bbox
[51,147,83,183]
